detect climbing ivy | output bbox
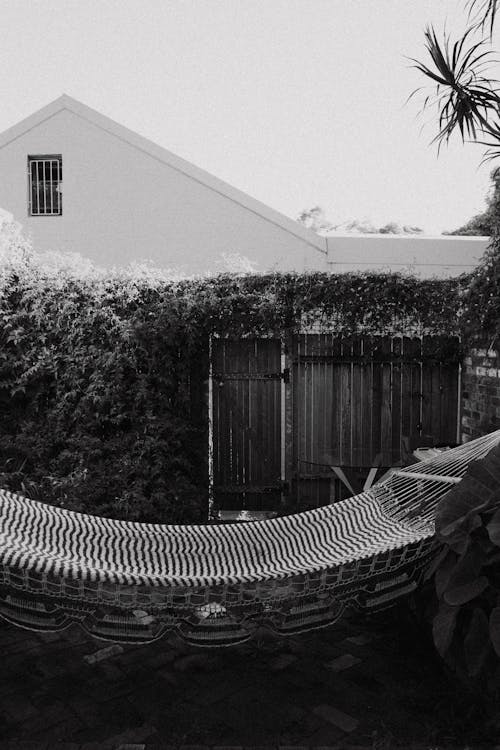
[460,238,500,345]
[184,271,462,337]
[0,230,467,522]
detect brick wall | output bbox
[462,347,500,441]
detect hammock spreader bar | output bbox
[394,470,462,485]
[0,429,499,647]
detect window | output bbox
[27,155,62,216]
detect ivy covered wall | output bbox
[0,239,466,523]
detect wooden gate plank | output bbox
[380,336,393,466]
[401,337,412,455]
[340,337,353,466]
[420,335,459,446]
[212,338,282,512]
[318,333,327,475]
[391,336,402,464]
[330,336,342,466]
[361,337,374,467]
[352,336,363,466]
[440,360,459,444]
[408,337,422,450]
[437,336,459,445]
[371,338,383,467]
[420,335,434,443]
[421,355,433,444]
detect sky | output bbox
[1,0,497,234]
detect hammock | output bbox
[0,430,499,647]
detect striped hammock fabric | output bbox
[0,429,499,646]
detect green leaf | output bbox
[436,482,490,538]
[442,513,483,555]
[468,0,499,37]
[468,456,500,493]
[487,508,500,546]
[464,607,491,677]
[410,21,500,154]
[445,575,489,606]
[433,601,459,656]
[435,550,458,598]
[490,606,500,657]
[424,543,448,582]
[443,544,489,605]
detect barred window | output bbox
[28,155,62,216]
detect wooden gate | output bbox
[211,338,285,514]
[211,334,460,514]
[293,334,460,508]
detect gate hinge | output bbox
[281,367,290,384]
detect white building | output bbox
[0,95,326,275]
[324,233,489,278]
[0,95,489,277]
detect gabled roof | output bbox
[0,95,326,254]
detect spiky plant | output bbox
[409,24,500,159]
[467,0,499,37]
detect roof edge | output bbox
[325,233,490,241]
[0,95,70,150]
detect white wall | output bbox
[325,234,489,278]
[0,109,326,275]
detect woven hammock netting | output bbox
[0,429,499,647]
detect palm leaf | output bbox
[410,24,500,151]
[467,0,499,37]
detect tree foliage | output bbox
[0,269,208,525]
[296,206,335,234]
[297,207,423,235]
[444,167,500,235]
[411,3,500,683]
[411,1,500,162]
[412,1,500,341]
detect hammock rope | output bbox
[0,429,499,646]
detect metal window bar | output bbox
[28,156,62,215]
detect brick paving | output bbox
[0,604,497,749]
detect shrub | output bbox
[427,444,500,688]
[461,238,500,344]
[0,239,209,523]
